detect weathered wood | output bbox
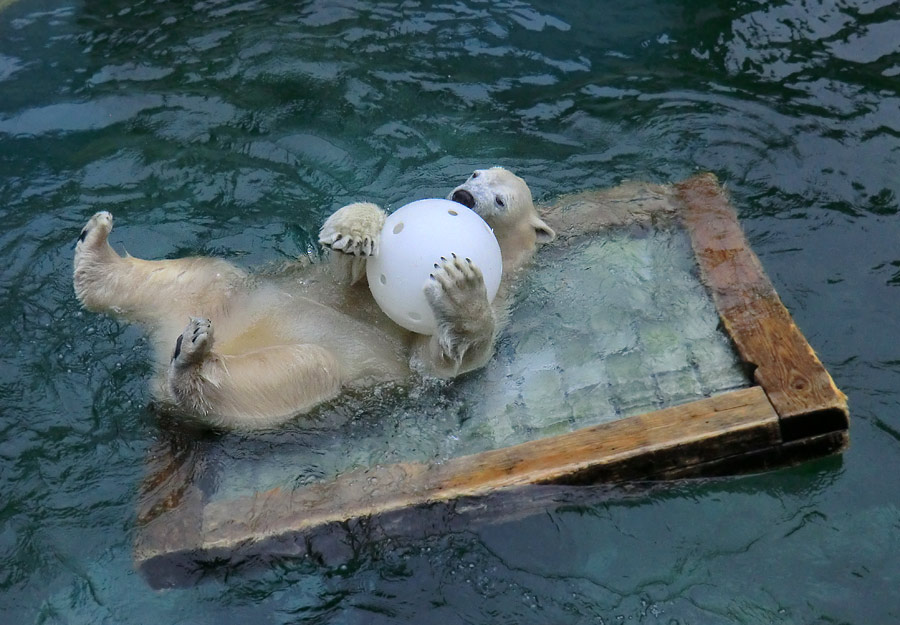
[140,481,675,588]
[134,386,778,570]
[133,434,205,588]
[540,181,678,239]
[136,430,202,526]
[676,174,849,439]
[435,386,777,490]
[653,430,848,480]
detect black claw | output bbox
[78,228,88,243]
[465,257,472,263]
[434,263,439,269]
[440,256,447,261]
[172,335,184,361]
[451,252,457,259]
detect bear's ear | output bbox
[531,215,556,244]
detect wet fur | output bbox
[73,167,554,429]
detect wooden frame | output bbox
[134,174,848,587]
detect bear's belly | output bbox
[214,291,410,385]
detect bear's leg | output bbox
[318,202,386,284]
[411,255,497,377]
[166,317,344,429]
[74,212,246,326]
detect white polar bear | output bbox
[73,167,555,430]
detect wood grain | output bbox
[656,430,848,480]
[676,174,848,439]
[175,387,778,555]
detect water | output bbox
[1,0,898,623]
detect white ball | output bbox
[367,198,503,335]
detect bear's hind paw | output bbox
[77,211,113,247]
[171,317,215,367]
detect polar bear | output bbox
[73,167,555,430]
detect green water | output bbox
[1,0,898,623]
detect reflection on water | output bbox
[1,0,898,623]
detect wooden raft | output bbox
[135,173,848,588]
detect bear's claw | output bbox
[322,232,376,256]
[427,254,486,307]
[318,202,385,258]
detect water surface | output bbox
[1,0,899,623]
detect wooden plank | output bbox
[653,430,848,480]
[133,435,206,589]
[138,387,778,561]
[676,174,848,439]
[137,428,849,590]
[136,431,202,526]
[539,181,678,239]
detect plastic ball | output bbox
[367,198,503,335]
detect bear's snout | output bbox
[451,189,476,209]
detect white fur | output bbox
[73,168,555,429]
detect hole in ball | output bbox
[393,222,404,234]
[379,274,387,285]
[448,209,458,216]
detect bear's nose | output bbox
[451,189,475,209]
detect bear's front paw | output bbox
[425,254,494,333]
[171,317,215,367]
[423,255,495,366]
[77,211,113,247]
[318,202,386,257]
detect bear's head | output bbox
[448,167,555,273]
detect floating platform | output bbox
[135,174,848,587]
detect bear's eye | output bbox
[495,195,505,208]
[471,172,479,179]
